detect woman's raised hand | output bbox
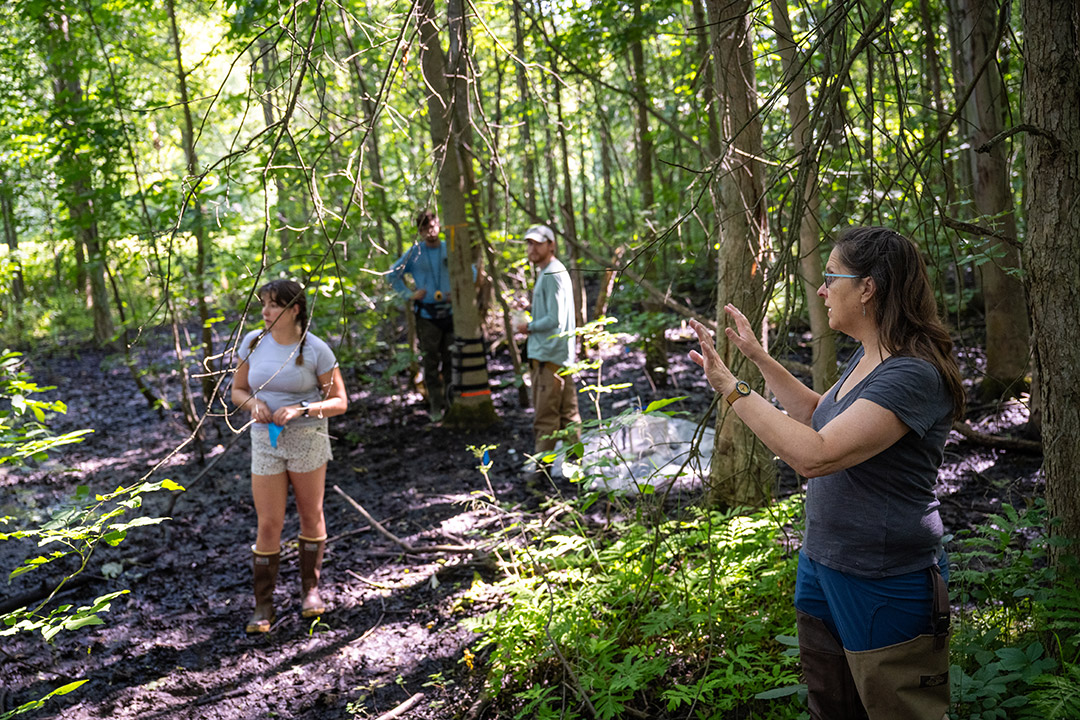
[688,319,736,395]
[722,304,766,363]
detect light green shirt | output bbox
[526,257,575,366]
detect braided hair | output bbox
[834,227,965,420]
[248,279,309,366]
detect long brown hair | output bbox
[248,279,308,366]
[834,227,966,420]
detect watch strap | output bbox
[726,380,751,406]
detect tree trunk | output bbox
[630,1,654,211]
[593,246,626,320]
[339,7,392,257]
[41,8,114,347]
[551,56,586,329]
[417,0,496,427]
[512,0,537,218]
[0,171,26,323]
[772,0,837,394]
[255,39,294,258]
[704,0,777,508]
[629,1,668,388]
[596,92,616,234]
[167,0,215,406]
[692,0,724,162]
[959,0,1030,401]
[1020,0,1080,563]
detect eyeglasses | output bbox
[823,273,862,289]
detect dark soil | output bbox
[0,334,1043,719]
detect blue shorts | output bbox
[794,551,948,652]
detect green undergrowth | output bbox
[948,500,1080,720]
[466,498,805,720]
[466,484,1080,719]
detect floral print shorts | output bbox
[250,420,332,475]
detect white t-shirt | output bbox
[239,329,338,427]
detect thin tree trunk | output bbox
[593,246,625,319]
[772,0,837,393]
[629,0,668,387]
[551,55,586,328]
[596,89,616,234]
[959,0,1030,401]
[692,0,723,162]
[512,0,537,218]
[255,39,293,258]
[167,0,214,405]
[417,0,496,426]
[0,172,25,320]
[704,0,776,508]
[41,9,114,347]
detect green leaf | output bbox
[996,647,1034,671]
[101,530,127,546]
[644,397,686,414]
[754,684,802,699]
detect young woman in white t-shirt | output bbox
[231,279,348,633]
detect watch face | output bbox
[736,380,751,395]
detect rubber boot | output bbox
[246,548,279,633]
[844,566,951,720]
[299,535,327,618]
[797,610,869,720]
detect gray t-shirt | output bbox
[804,347,953,578]
[240,329,338,428]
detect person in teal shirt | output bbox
[514,224,580,471]
[390,210,453,422]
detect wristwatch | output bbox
[726,380,751,406]
[301,401,311,417]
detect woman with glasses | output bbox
[690,227,965,719]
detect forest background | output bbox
[1,0,1079,718]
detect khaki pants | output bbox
[530,360,581,454]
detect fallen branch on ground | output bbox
[332,485,485,557]
[952,421,1041,453]
[372,692,425,720]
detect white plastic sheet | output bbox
[571,413,713,493]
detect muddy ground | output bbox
[0,334,1043,719]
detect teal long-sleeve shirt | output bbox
[526,257,576,366]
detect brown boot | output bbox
[298,535,327,618]
[844,566,951,720]
[246,548,280,633]
[797,610,869,720]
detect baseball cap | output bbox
[523,225,555,243]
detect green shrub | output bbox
[467,500,803,719]
[948,500,1080,720]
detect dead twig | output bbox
[345,568,395,590]
[332,485,484,556]
[350,591,386,646]
[952,421,1041,453]
[194,687,248,707]
[372,692,425,720]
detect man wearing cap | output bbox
[515,225,581,472]
[390,210,453,422]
